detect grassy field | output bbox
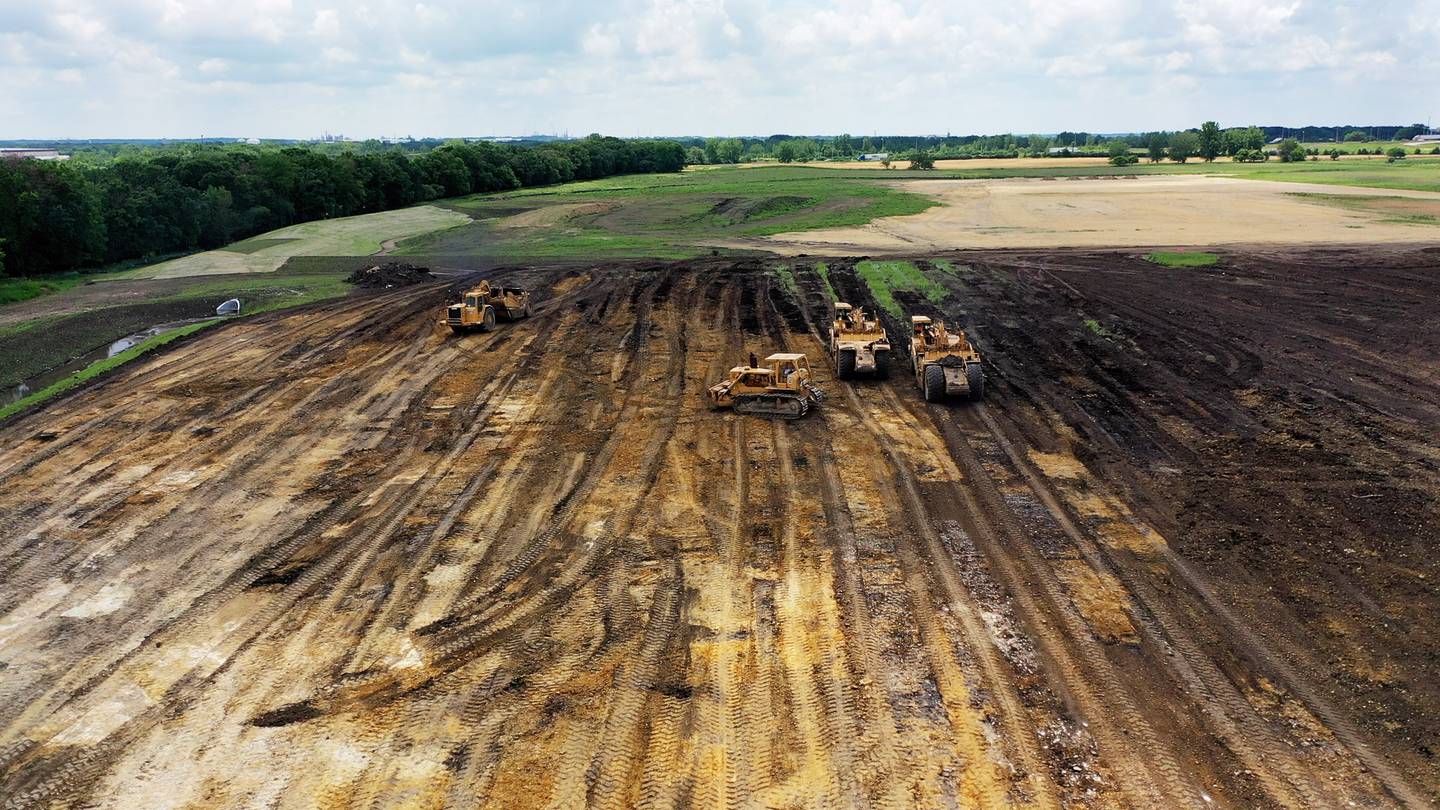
[398,167,940,261]
[121,205,471,279]
[1287,192,1440,225]
[1300,140,1440,155]
[401,161,1440,263]
[0,275,87,306]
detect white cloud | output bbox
[2,0,1436,138]
[312,9,341,37]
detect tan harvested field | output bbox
[2,250,1439,808]
[737,175,1440,253]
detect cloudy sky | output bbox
[3,0,1436,139]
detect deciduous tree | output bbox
[1198,121,1222,162]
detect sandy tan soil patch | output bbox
[736,175,1440,253]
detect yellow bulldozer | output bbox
[443,280,532,333]
[909,315,985,402]
[708,353,823,419]
[830,302,891,379]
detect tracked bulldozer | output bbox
[708,353,823,419]
[909,315,985,402]
[830,302,891,379]
[443,280,532,333]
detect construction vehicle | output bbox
[707,353,823,419]
[443,280,531,333]
[909,315,985,402]
[829,302,891,379]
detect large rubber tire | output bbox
[836,350,856,380]
[873,352,890,380]
[479,307,497,332]
[966,363,985,400]
[923,364,946,402]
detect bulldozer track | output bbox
[962,404,1337,809]
[922,399,1203,808]
[1,250,1435,808]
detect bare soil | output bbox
[0,247,1436,808]
[737,175,1440,252]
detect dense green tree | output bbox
[774,142,798,163]
[907,151,936,170]
[1168,132,1199,163]
[1198,121,1222,162]
[1146,133,1168,163]
[704,138,744,164]
[1222,126,1265,155]
[0,136,685,278]
[1277,138,1307,163]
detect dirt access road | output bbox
[738,175,1440,252]
[0,249,1437,808]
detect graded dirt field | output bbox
[743,175,1440,253]
[1,248,1437,809]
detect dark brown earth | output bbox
[0,246,1435,809]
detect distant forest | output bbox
[679,124,1435,164]
[0,136,685,277]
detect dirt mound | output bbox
[709,195,813,223]
[346,261,433,288]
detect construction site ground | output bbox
[0,246,1437,809]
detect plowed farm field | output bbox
[1,247,1437,809]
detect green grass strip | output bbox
[1144,251,1219,267]
[3,320,217,418]
[0,275,86,306]
[813,262,837,301]
[774,265,798,297]
[856,260,948,319]
[1,319,221,422]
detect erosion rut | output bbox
[0,249,1436,809]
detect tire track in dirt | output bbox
[0,273,596,801]
[918,399,1205,808]
[963,404,1340,809]
[0,288,549,739]
[783,263,1061,809]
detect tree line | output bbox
[681,122,1436,166]
[0,135,685,277]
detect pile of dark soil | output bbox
[347,262,433,288]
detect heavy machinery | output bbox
[443,280,531,333]
[909,315,985,402]
[707,353,823,419]
[829,302,891,379]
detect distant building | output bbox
[0,148,69,161]
[1408,133,1440,144]
[857,152,890,161]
